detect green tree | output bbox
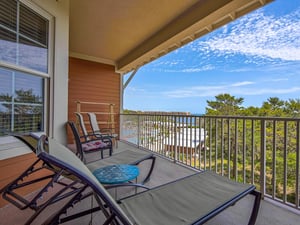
[0,89,42,114]
[284,98,300,117]
[0,93,12,102]
[259,97,285,116]
[241,106,260,116]
[206,93,244,115]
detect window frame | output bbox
[0,0,54,134]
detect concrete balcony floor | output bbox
[0,140,299,224]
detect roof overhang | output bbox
[69,0,273,74]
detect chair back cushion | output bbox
[75,112,90,141]
[87,112,100,133]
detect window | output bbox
[0,67,44,134]
[0,0,52,135]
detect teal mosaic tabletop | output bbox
[93,164,139,184]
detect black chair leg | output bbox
[248,190,261,225]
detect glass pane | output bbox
[0,67,44,135]
[13,106,43,133]
[0,68,13,134]
[19,36,48,73]
[0,27,17,64]
[15,72,43,104]
[20,4,48,46]
[0,0,17,30]
[0,1,49,73]
[18,3,48,73]
[0,68,13,113]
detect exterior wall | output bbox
[32,0,70,144]
[0,0,70,207]
[0,1,122,207]
[68,57,121,142]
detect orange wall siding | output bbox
[68,57,121,142]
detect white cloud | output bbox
[231,81,255,86]
[198,8,300,61]
[240,87,300,95]
[163,81,300,98]
[269,78,289,82]
[142,5,300,73]
[143,64,215,73]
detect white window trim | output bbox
[0,60,50,78]
[0,0,54,78]
[0,0,54,135]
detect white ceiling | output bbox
[69,0,273,74]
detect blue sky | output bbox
[124,0,300,114]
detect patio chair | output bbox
[87,112,118,148]
[32,135,261,225]
[72,114,113,160]
[75,112,111,141]
[68,121,156,184]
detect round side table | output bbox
[93,164,139,184]
[93,164,139,198]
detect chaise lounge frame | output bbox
[1,135,261,224]
[35,136,261,224]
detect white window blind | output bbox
[0,0,49,73]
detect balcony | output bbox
[0,114,300,224]
[120,114,300,218]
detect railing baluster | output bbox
[215,118,218,173]
[137,115,140,147]
[221,118,224,176]
[235,118,238,182]
[251,120,255,184]
[243,119,246,183]
[283,121,288,203]
[272,120,277,200]
[186,116,189,166]
[174,115,178,163]
[296,120,300,209]
[260,119,266,198]
[228,118,231,179]
[209,118,212,170]
[199,117,202,170]
[203,117,207,170]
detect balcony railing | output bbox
[120,113,300,211]
[0,113,43,135]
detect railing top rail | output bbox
[75,100,115,106]
[120,113,300,121]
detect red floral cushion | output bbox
[82,140,108,152]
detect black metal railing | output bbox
[120,113,300,210]
[0,113,43,135]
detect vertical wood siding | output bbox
[68,57,121,142]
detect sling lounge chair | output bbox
[75,112,112,141]
[87,112,118,148]
[71,114,113,160]
[68,121,156,184]
[32,135,261,225]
